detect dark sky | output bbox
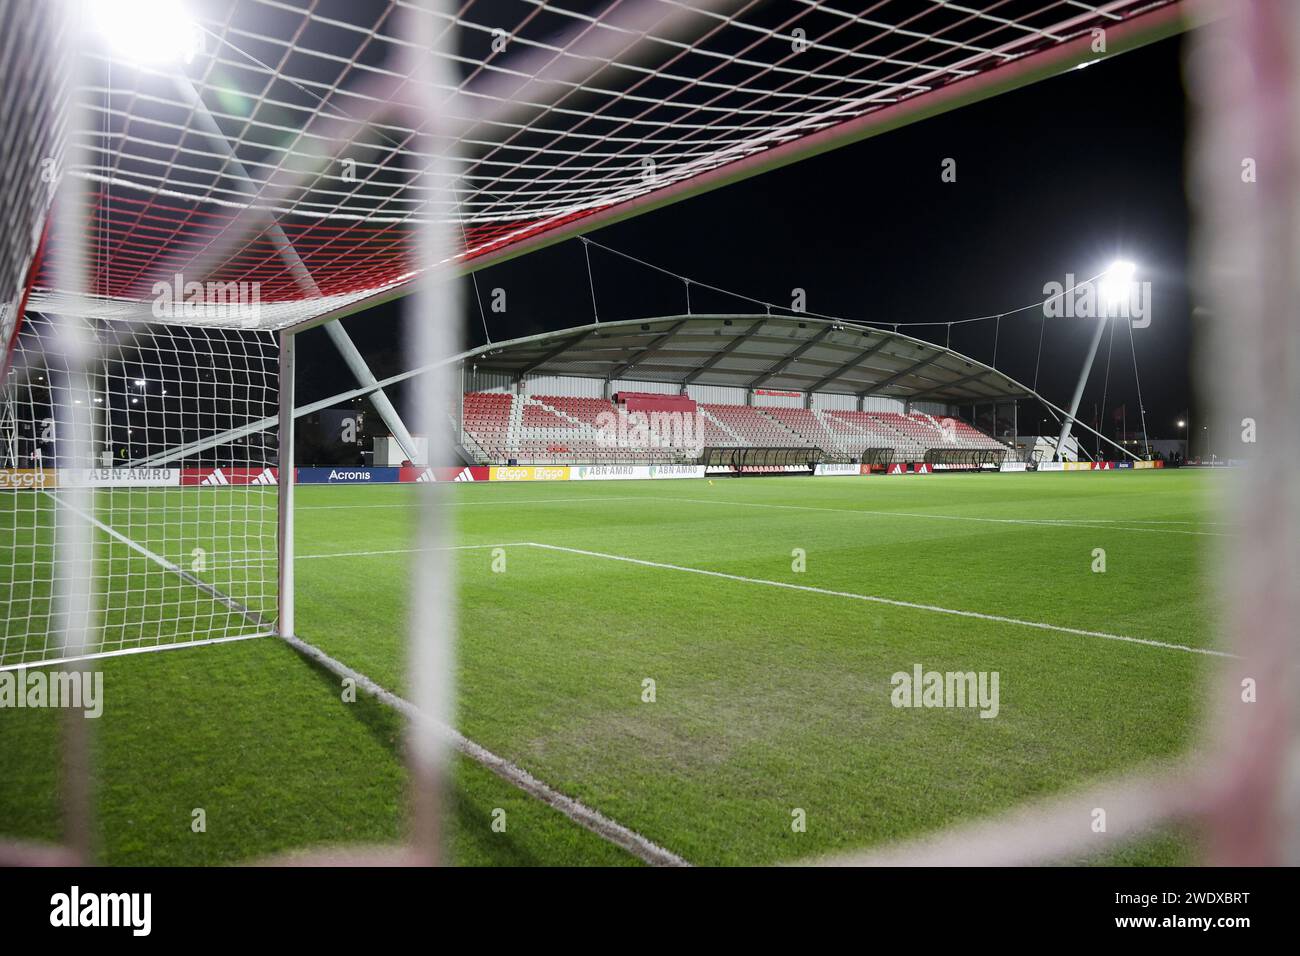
[305,30,1194,444]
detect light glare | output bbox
[1098,260,1137,307]
[92,0,200,65]
[1108,260,1137,280]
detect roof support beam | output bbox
[910,387,1010,403]
[806,333,895,392]
[747,325,834,389]
[515,328,595,378]
[859,352,943,397]
[933,367,993,392]
[608,319,688,379]
[683,318,767,384]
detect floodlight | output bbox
[1098,260,1137,308]
[92,0,200,65]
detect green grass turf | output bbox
[0,470,1221,864]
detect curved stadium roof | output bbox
[461,315,1031,403]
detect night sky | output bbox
[300,30,1195,453]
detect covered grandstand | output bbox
[448,314,1025,467]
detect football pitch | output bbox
[0,470,1222,865]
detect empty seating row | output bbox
[762,406,837,449]
[824,410,927,459]
[698,404,799,447]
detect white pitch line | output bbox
[5,510,682,864]
[0,631,273,673]
[277,539,1230,658]
[659,496,1229,537]
[190,543,533,572]
[295,496,647,511]
[301,491,1226,536]
[258,540,1227,658]
[295,542,532,561]
[277,631,689,867]
[525,542,1234,659]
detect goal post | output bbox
[277,330,294,640]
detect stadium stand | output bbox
[698,404,802,448]
[533,395,610,429]
[461,392,513,461]
[511,395,697,464]
[823,410,926,460]
[761,406,839,450]
[459,393,1007,466]
[943,417,1008,451]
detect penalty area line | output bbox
[295,542,533,561]
[204,543,532,571]
[524,542,1234,660]
[259,540,1229,659]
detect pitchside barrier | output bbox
[0,461,1167,490]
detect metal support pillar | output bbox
[1055,315,1108,460]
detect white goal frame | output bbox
[277,330,295,641]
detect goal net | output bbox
[1,314,279,668]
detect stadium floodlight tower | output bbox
[1054,261,1136,461]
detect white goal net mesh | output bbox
[1,314,278,668]
[20,0,1182,330]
